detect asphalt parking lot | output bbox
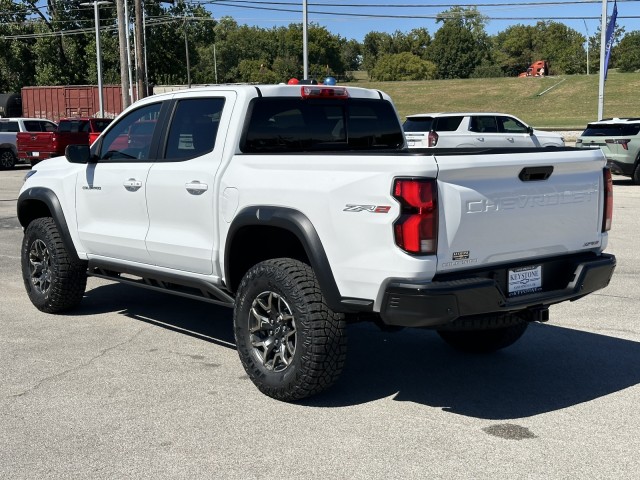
[1,164,639,479]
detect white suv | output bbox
[403,112,565,149]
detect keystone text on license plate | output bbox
[508,265,542,296]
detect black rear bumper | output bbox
[380,253,616,328]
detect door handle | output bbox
[507,137,514,142]
[186,181,208,195]
[476,137,485,142]
[123,178,142,191]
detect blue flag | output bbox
[604,0,618,80]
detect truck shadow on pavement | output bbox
[318,322,640,419]
[80,282,640,419]
[76,282,237,350]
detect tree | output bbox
[369,52,436,81]
[588,20,625,74]
[494,24,537,76]
[616,31,640,72]
[0,0,36,91]
[532,22,585,74]
[427,7,490,79]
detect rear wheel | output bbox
[234,258,346,401]
[0,149,16,169]
[21,217,87,313]
[632,160,640,185]
[437,314,528,353]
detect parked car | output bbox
[575,118,640,184]
[0,117,57,169]
[403,112,565,149]
[17,117,112,166]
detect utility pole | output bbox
[116,0,131,109]
[134,0,146,99]
[184,17,191,87]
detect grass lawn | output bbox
[350,71,640,129]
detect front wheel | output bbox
[21,217,87,313]
[437,315,529,353]
[233,258,346,401]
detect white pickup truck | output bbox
[17,85,616,401]
[0,117,57,169]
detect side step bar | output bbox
[87,259,235,308]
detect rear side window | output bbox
[0,121,18,132]
[164,97,225,161]
[403,117,433,132]
[582,124,640,136]
[241,98,403,153]
[469,116,499,133]
[433,116,464,132]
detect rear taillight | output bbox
[393,178,438,254]
[605,138,630,150]
[428,130,438,147]
[603,168,613,232]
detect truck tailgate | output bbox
[17,132,54,153]
[434,148,606,273]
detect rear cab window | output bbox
[58,120,89,133]
[241,97,404,153]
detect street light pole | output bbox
[82,1,111,117]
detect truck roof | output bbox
[147,84,390,101]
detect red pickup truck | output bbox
[17,117,112,166]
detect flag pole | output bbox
[598,0,608,120]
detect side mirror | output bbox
[65,144,92,164]
[527,126,534,136]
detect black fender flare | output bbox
[17,187,80,262]
[225,206,373,313]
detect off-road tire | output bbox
[21,217,87,313]
[0,149,16,169]
[234,258,347,401]
[437,314,529,353]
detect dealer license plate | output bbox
[508,265,542,296]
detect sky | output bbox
[197,0,640,42]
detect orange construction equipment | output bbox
[518,60,548,77]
